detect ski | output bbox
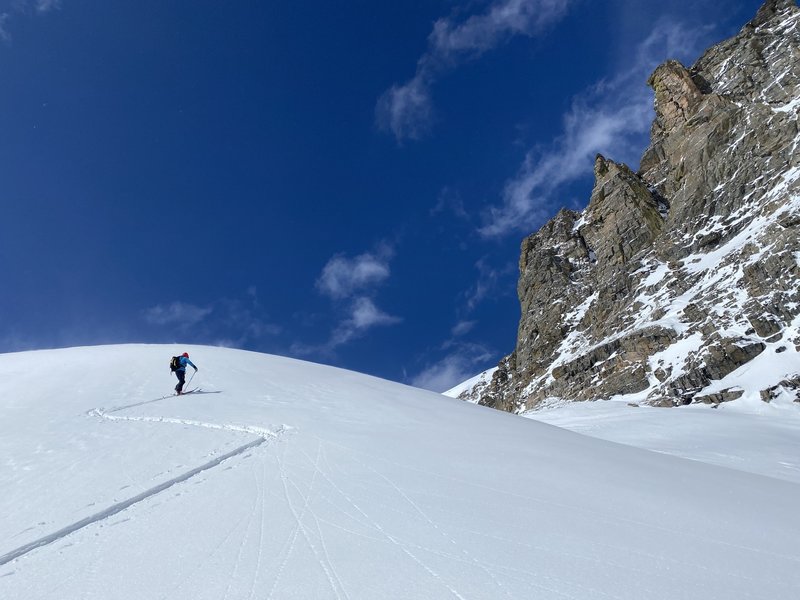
[175,388,202,396]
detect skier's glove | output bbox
[194,367,198,371]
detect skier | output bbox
[172,352,198,395]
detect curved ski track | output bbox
[0,393,290,568]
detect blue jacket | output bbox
[177,356,197,372]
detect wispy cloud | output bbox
[480,19,712,238]
[35,0,60,12]
[451,320,476,337]
[214,294,282,344]
[411,342,493,392]
[0,0,61,43]
[463,257,509,312]
[377,0,575,142]
[316,245,393,300]
[411,255,514,392]
[329,297,402,348]
[431,186,469,220]
[0,13,10,43]
[142,290,282,349]
[143,301,213,329]
[300,244,401,355]
[428,0,572,61]
[376,75,435,143]
[0,331,39,353]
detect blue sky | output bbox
[0,0,768,390]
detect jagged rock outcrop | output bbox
[465,0,800,411]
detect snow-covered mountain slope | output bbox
[526,396,800,484]
[443,367,497,403]
[445,354,800,483]
[1,345,799,599]
[465,0,800,412]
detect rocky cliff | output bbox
[465,0,800,411]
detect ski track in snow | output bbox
[240,454,267,600]
[318,444,639,600]
[3,347,799,599]
[91,408,286,440]
[325,439,800,581]
[221,464,260,600]
[0,393,290,570]
[9,390,791,598]
[157,490,258,600]
[0,437,266,568]
[279,442,349,600]
[268,441,325,600]
[323,444,515,600]
[298,445,352,600]
[296,442,471,600]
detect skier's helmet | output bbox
[182,352,189,357]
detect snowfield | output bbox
[1,345,799,599]
[526,398,800,485]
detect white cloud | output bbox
[411,343,493,392]
[377,0,576,142]
[480,19,712,238]
[417,257,513,390]
[35,0,60,12]
[428,0,571,62]
[142,290,280,348]
[316,246,393,300]
[293,297,401,356]
[329,297,402,348]
[431,186,469,219]
[306,245,401,353]
[376,75,435,142]
[350,296,399,329]
[216,296,281,343]
[143,302,212,328]
[0,0,61,43]
[464,257,506,312]
[452,320,476,336]
[0,13,10,43]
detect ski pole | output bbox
[186,369,196,389]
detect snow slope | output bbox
[526,399,800,485]
[1,345,799,599]
[443,367,497,403]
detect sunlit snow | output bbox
[1,345,799,599]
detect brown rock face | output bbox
[470,1,800,412]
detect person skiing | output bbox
[172,352,198,395]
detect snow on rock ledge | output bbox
[457,0,800,412]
